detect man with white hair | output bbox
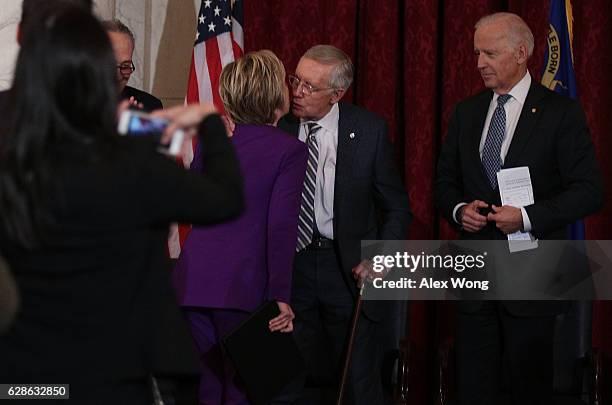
[279,45,411,404]
[435,12,603,405]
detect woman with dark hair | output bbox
[0,5,242,403]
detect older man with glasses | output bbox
[102,19,162,112]
[277,45,411,405]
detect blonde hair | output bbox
[219,50,286,125]
[475,12,534,57]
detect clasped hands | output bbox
[459,200,523,234]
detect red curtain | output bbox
[244,1,612,403]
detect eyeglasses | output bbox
[117,61,135,75]
[288,74,334,96]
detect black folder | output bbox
[222,301,305,405]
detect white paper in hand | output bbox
[497,167,538,252]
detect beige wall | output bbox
[0,0,21,90]
[0,0,199,107]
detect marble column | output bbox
[0,0,21,90]
[0,0,198,107]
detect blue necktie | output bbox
[296,124,321,251]
[482,94,512,189]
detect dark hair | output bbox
[0,5,118,248]
[20,0,93,40]
[101,19,136,46]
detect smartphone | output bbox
[117,110,184,156]
[478,205,492,216]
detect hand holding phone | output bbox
[117,110,184,156]
[458,200,490,233]
[478,204,492,217]
[150,103,220,142]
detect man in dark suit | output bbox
[278,45,411,404]
[102,19,163,112]
[435,12,604,405]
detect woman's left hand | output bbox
[269,301,294,333]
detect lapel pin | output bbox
[531,107,537,113]
[349,132,355,139]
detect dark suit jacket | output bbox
[0,116,243,398]
[0,89,7,112]
[279,102,412,321]
[435,82,604,315]
[121,85,163,112]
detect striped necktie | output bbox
[296,123,321,252]
[482,94,512,189]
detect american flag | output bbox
[187,0,244,109]
[168,0,244,258]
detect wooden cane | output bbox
[336,283,365,405]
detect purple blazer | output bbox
[173,124,307,312]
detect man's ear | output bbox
[272,107,285,126]
[516,43,528,65]
[330,88,346,104]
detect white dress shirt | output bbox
[454,71,533,232]
[298,103,339,239]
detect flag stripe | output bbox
[232,39,243,60]
[232,18,244,49]
[194,42,214,104]
[186,51,200,104]
[204,39,224,109]
[218,32,236,69]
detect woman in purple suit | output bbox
[173,50,307,405]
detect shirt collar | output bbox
[493,71,531,106]
[301,103,339,133]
